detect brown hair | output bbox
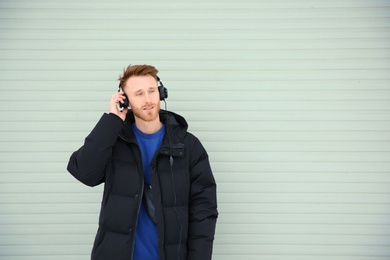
[118,64,159,89]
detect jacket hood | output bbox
[120,109,188,143]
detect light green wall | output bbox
[0,0,390,259]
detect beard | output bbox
[132,102,160,122]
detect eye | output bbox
[135,92,144,96]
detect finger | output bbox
[116,93,127,101]
[112,95,124,103]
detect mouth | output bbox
[143,106,154,111]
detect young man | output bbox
[67,65,218,260]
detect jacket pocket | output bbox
[92,231,132,260]
[104,193,138,233]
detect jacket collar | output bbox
[119,110,188,145]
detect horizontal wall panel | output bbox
[0,0,390,8]
[2,79,390,92]
[2,50,390,62]
[2,170,390,185]
[0,244,379,257]
[1,223,389,236]
[2,120,390,132]
[2,90,390,101]
[2,111,390,122]
[1,182,390,194]
[2,151,390,163]
[1,17,390,30]
[1,7,389,19]
[2,203,390,215]
[1,29,390,41]
[2,161,390,173]
[1,234,390,247]
[2,192,390,204]
[1,213,390,225]
[2,131,390,142]
[3,100,390,111]
[212,244,390,255]
[2,141,390,152]
[2,38,390,49]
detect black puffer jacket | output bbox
[67,111,218,260]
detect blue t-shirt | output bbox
[132,124,165,260]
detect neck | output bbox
[134,116,163,134]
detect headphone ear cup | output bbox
[118,86,129,108]
[122,94,129,108]
[159,86,168,101]
[157,76,168,101]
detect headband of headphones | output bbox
[118,76,168,101]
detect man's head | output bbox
[118,65,161,123]
[118,64,159,89]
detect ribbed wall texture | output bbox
[0,0,389,259]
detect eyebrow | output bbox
[134,87,156,93]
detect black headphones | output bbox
[157,76,168,101]
[118,76,168,109]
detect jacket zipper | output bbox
[119,135,144,260]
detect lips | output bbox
[143,105,154,110]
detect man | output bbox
[67,64,218,260]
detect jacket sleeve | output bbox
[187,137,218,260]
[67,113,125,187]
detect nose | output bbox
[144,92,151,103]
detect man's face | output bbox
[124,75,160,122]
